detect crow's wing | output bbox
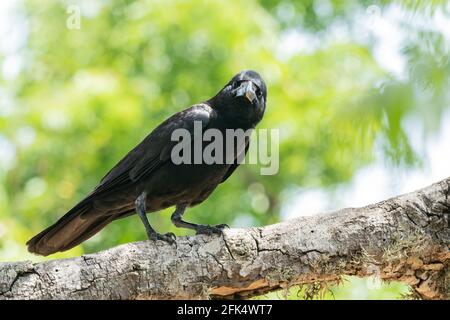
[129,103,212,182]
[220,138,250,183]
[92,103,213,196]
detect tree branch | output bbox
[1,178,449,300]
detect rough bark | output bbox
[1,178,449,300]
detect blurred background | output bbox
[1,0,449,299]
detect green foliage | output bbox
[255,276,410,300]
[0,0,449,298]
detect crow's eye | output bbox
[256,88,262,97]
[232,81,239,89]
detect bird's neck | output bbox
[206,98,261,130]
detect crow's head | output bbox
[209,70,267,128]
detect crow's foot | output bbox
[148,232,176,244]
[195,224,229,235]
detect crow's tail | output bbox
[26,203,117,256]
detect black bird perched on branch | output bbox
[27,70,267,256]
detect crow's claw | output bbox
[195,225,226,235]
[214,223,229,230]
[149,232,176,244]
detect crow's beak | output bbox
[234,81,257,104]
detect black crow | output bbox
[27,70,267,256]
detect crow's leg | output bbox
[135,192,176,244]
[171,204,229,235]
